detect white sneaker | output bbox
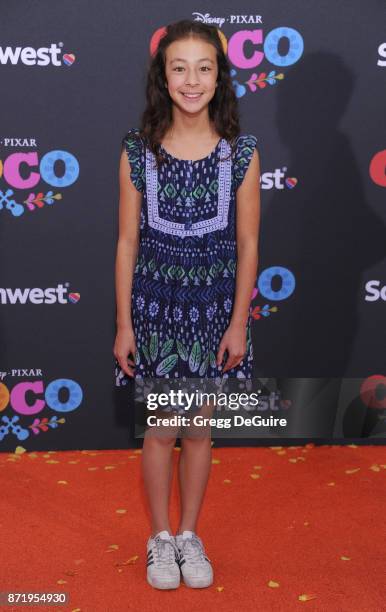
[146,530,180,590]
[175,530,214,588]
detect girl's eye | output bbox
[172,66,211,72]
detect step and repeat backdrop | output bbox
[0,1,385,451]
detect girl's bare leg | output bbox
[177,403,214,534]
[141,418,179,536]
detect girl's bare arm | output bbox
[115,148,142,329]
[113,148,142,377]
[217,148,261,372]
[232,147,261,327]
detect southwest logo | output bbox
[0,43,76,66]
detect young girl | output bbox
[114,19,261,590]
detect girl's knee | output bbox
[181,430,212,444]
[144,429,177,446]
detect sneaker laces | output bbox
[180,534,207,565]
[153,535,179,568]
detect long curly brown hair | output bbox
[135,19,241,167]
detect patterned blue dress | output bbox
[115,127,258,388]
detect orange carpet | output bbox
[1,443,385,612]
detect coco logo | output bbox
[0,378,83,442]
[250,266,296,320]
[369,150,386,187]
[0,148,80,217]
[360,375,386,409]
[150,25,304,96]
[0,43,76,66]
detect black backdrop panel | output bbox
[1,1,385,450]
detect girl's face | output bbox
[164,37,218,115]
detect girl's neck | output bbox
[165,115,218,142]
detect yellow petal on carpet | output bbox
[327,482,335,486]
[68,460,80,464]
[71,609,81,612]
[28,453,38,458]
[89,452,97,456]
[298,593,317,601]
[212,458,220,464]
[270,446,283,449]
[340,556,351,561]
[6,458,17,462]
[268,580,280,588]
[46,460,60,464]
[15,446,27,455]
[88,467,99,471]
[296,456,306,461]
[304,522,310,526]
[134,449,142,454]
[216,586,224,592]
[253,465,262,470]
[370,465,381,472]
[289,458,297,463]
[116,509,127,514]
[47,450,57,454]
[114,555,139,566]
[43,453,51,458]
[223,479,231,483]
[347,444,358,448]
[380,464,386,469]
[104,465,116,470]
[250,473,260,479]
[277,450,286,455]
[108,544,119,550]
[345,468,360,474]
[57,480,68,485]
[57,579,67,584]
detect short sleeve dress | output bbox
[115,127,258,388]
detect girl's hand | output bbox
[216,322,247,373]
[113,326,137,378]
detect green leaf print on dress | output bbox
[149,332,158,362]
[189,340,201,373]
[198,353,210,376]
[160,338,174,358]
[155,354,178,375]
[176,339,189,361]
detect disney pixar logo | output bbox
[0,43,75,66]
[192,13,263,28]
